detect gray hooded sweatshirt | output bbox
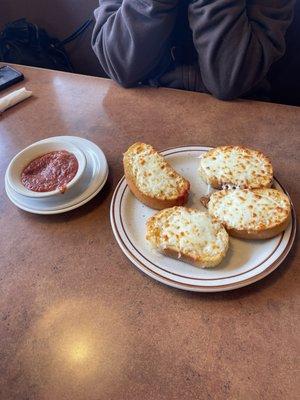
[92,0,294,100]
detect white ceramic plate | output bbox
[110,146,296,292]
[5,136,108,215]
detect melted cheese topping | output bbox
[208,189,290,231]
[200,146,273,189]
[127,144,187,199]
[147,207,228,259]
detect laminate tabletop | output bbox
[0,64,299,400]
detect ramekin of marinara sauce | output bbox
[21,150,79,193]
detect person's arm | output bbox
[92,0,178,87]
[188,0,294,100]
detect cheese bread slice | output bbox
[123,143,190,209]
[199,146,273,189]
[207,188,291,239]
[146,207,229,268]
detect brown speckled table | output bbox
[0,64,299,400]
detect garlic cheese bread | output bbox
[199,146,273,189]
[207,188,291,239]
[146,207,229,268]
[123,143,190,209]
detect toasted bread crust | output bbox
[199,146,273,189]
[158,246,227,268]
[207,188,291,240]
[123,143,190,210]
[146,207,229,268]
[226,214,291,239]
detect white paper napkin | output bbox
[0,87,32,113]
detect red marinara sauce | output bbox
[21,150,79,193]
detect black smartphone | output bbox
[0,65,24,91]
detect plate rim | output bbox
[110,145,297,292]
[6,168,108,215]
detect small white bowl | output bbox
[6,140,86,198]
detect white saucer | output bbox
[5,136,108,214]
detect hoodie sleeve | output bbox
[92,0,178,87]
[188,0,294,100]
